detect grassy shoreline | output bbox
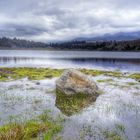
[0,67,139,82]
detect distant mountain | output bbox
[75,31,140,41]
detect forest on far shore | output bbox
[0,37,140,51]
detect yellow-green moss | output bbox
[126,82,137,85]
[97,79,114,83]
[0,67,139,82]
[128,73,140,82]
[80,69,122,77]
[0,68,63,81]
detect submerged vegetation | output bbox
[0,67,139,82]
[55,90,98,116]
[103,131,124,140]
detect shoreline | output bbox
[0,47,140,52]
[0,67,139,82]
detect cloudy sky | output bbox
[0,0,140,42]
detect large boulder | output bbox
[55,69,100,116]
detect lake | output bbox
[0,50,140,71]
[0,50,140,140]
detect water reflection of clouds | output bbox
[0,56,140,72]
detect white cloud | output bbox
[0,0,140,41]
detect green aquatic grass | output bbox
[126,82,137,86]
[0,121,48,140]
[0,112,63,140]
[0,67,139,82]
[97,79,114,83]
[115,124,125,133]
[80,69,122,77]
[128,73,140,82]
[103,131,124,140]
[0,68,63,81]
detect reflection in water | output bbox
[0,56,140,72]
[0,57,34,65]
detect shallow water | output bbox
[0,50,140,139]
[0,78,60,124]
[0,75,140,140]
[0,50,140,72]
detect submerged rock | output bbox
[55,69,100,116]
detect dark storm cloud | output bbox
[0,0,140,41]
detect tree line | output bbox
[50,40,140,51]
[0,37,48,48]
[0,37,140,51]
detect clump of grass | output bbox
[80,69,105,76]
[38,111,63,140]
[115,124,125,133]
[0,121,47,140]
[32,99,42,105]
[43,123,63,140]
[128,73,140,82]
[0,111,63,140]
[97,79,114,83]
[103,131,124,140]
[126,82,137,86]
[80,69,122,77]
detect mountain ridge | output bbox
[74,31,140,42]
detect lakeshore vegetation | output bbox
[0,67,139,82]
[0,67,139,140]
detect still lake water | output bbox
[0,50,140,71]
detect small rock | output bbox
[36,82,40,85]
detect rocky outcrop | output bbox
[55,69,101,116]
